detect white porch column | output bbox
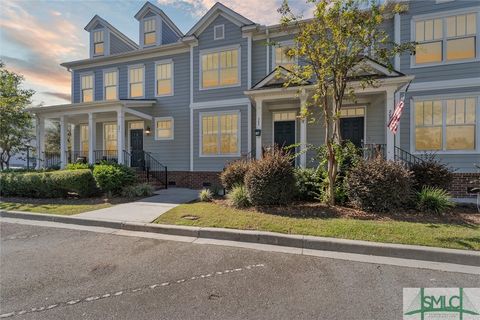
[60,115,67,169]
[35,115,45,169]
[117,108,125,165]
[70,124,75,161]
[255,98,263,160]
[385,88,396,160]
[299,92,308,168]
[88,112,96,165]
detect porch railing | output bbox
[67,151,89,164]
[123,150,167,189]
[94,150,118,164]
[43,152,61,169]
[394,146,424,168]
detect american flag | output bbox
[387,82,411,135]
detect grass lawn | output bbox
[0,197,133,215]
[155,201,480,251]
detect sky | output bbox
[0,0,310,107]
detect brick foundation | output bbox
[164,171,222,189]
[449,173,480,198]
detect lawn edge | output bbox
[1,209,479,267]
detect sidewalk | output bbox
[75,188,198,223]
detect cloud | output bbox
[42,92,71,102]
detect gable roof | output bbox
[84,15,138,50]
[252,66,312,90]
[134,1,183,37]
[186,2,255,37]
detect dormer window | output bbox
[93,30,104,56]
[144,19,156,46]
[214,25,224,40]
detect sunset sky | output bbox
[0,0,309,107]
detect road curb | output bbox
[2,210,479,266]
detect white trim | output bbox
[213,24,225,40]
[127,121,144,151]
[102,68,119,101]
[339,106,367,145]
[246,33,252,89]
[79,72,95,103]
[92,29,106,58]
[394,13,401,70]
[272,110,298,166]
[102,121,118,151]
[79,123,89,153]
[127,64,145,99]
[190,108,194,171]
[134,2,183,38]
[141,17,159,49]
[154,59,174,97]
[199,110,241,157]
[409,93,480,155]
[247,101,252,157]
[154,116,174,141]
[85,15,138,50]
[408,78,480,92]
[199,44,241,91]
[190,98,250,110]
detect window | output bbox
[201,48,239,89]
[155,117,173,140]
[201,112,239,156]
[103,70,117,100]
[80,124,89,155]
[155,61,173,96]
[414,97,477,152]
[273,111,297,121]
[340,107,365,117]
[214,25,224,40]
[81,74,93,102]
[129,66,144,98]
[103,123,117,151]
[93,30,104,55]
[274,45,297,70]
[144,19,156,46]
[414,12,477,65]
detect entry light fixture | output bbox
[145,126,151,135]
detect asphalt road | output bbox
[1,222,478,320]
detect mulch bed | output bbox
[214,199,479,226]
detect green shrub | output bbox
[416,187,454,214]
[199,188,213,202]
[0,169,97,198]
[228,184,251,208]
[410,154,454,191]
[294,167,324,201]
[245,148,296,206]
[93,164,136,194]
[66,163,93,170]
[121,183,154,198]
[347,158,414,212]
[220,160,251,190]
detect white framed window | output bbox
[200,111,240,156]
[103,69,118,100]
[340,107,365,118]
[413,96,478,153]
[144,19,156,46]
[155,60,173,96]
[200,46,240,89]
[103,123,117,151]
[273,111,297,122]
[273,42,297,70]
[80,124,89,155]
[214,24,224,40]
[128,65,144,98]
[155,117,174,140]
[93,30,104,56]
[80,73,94,103]
[412,10,478,66]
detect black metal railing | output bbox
[123,150,167,189]
[43,152,61,169]
[394,146,424,168]
[67,151,89,164]
[94,150,118,164]
[362,143,386,160]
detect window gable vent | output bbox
[214,25,224,40]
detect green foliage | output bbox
[228,184,251,208]
[416,187,454,215]
[0,62,35,170]
[199,189,213,202]
[92,163,136,194]
[347,158,414,212]
[411,154,454,191]
[66,163,93,170]
[121,183,154,199]
[294,167,324,201]
[45,121,72,153]
[220,160,251,190]
[245,149,296,206]
[0,169,97,198]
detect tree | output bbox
[278,0,413,205]
[45,121,72,154]
[0,62,35,169]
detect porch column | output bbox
[35,115,45,169]
[70,124,75,162]
[255,98,263,160]
[299,92,308,168]
[88,112,96,165]
[385,88,395,160]
[117,108,125,165]
[60,115,67,169]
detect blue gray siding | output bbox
[162,21,180,44]
[252,39,267,85]
[110,33,135,55]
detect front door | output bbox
[130,129,144,167]
[340,117,364,148]
[274,120,296,158]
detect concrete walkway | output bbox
[75,188,198,223]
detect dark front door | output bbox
[340,117,364,148]
[130,129,144,167]
[274,120,296,158]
